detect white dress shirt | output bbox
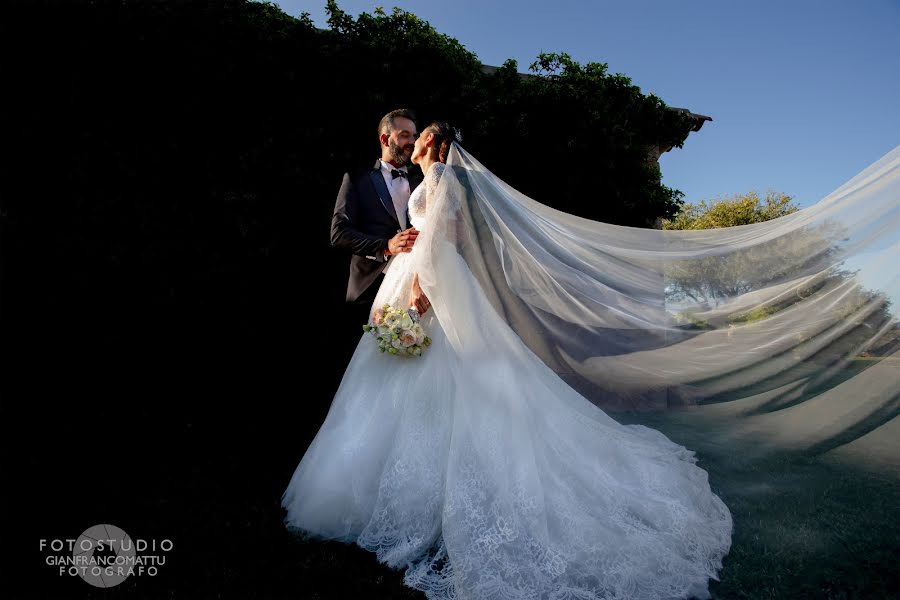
[379,159,410,230]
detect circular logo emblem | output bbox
[73,524,135,588]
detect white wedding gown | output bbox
[282,161,733,600]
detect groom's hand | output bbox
[386,227,420,256]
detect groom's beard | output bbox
[388,140,414,166]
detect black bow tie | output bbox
[391,169,407,180]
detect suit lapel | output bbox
[369,161,400,227]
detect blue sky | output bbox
[278,0,899,209]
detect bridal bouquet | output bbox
[363,304,432,357]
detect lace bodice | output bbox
[408,162,445,230]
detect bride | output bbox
[281,121,734,600]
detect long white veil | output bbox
[412,143,900,477]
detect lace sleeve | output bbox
[411,162,470,296]
[424,162,471,250]
[424,162,446,204]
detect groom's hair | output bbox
[378,108,417,136]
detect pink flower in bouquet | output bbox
[399,330,418,347]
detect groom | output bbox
[331,108,424,331]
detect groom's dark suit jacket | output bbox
[331,159,423,304]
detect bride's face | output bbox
[411,131,435,165]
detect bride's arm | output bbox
[406,164,479,315]
[439,166,471,249]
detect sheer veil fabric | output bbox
[414,144,900,469]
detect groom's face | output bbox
[382,117,418,166]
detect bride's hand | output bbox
[409,273,431,315]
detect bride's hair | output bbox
[424,121,460,164]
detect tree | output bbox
[661,190,798,230]
[659,188,894,358]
